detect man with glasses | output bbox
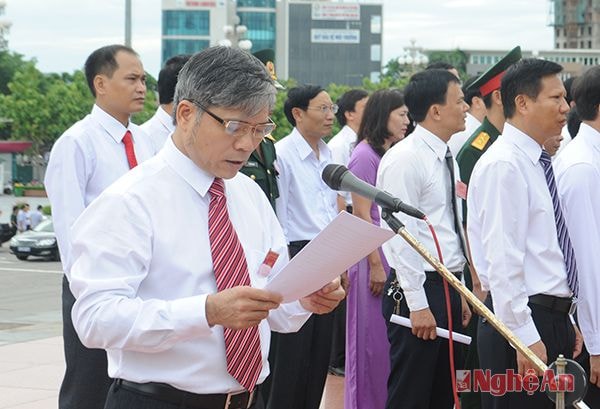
[66,47,345,409]
[266,85,339,409]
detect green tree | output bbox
[0,50,29,95]
[426,49,469,79]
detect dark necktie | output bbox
[445,147,468,262]
[122,130,138,169]
[208,178,262,391]
[539,150,579,298]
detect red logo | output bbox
[456,369,574,396]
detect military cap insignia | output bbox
[471,132,490,151]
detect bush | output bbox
[42,205,51,216]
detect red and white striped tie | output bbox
[122,130,138,169]
[208,178,262,391]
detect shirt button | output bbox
[251,175,256,180]
[267,169,271,174]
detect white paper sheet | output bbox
[390,314,472,345]
[264,211,395,302]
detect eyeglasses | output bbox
[187,99,276,141]
[306,104,339,115]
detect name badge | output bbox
[456,181,468,200]
[245,161,259,168]
[258,250,280,277]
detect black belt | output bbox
[425,270,462,281]
[345,205,353,214]
[528,294,573,314]
[115,379,258,409]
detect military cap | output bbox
[252,48,285,90]
[468,46,522,96]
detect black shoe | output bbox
[328,365,345,377]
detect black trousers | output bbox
[265,240,335,409]
[103,381,265,409]
[382,273,463,409]
[477,295,576,409]
[329,298,346,369]
[60,275,112,409]
[461,263,482,409]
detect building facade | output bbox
[550,0,600,49]
[277,0,382,86]
[462,47,600,79]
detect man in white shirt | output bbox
[554,66,600,405]
[68,47,344,409]
[328,89,368,213]
[448,76,487,156]
[16,203,30,232]
[30,205,44,229]
[377,68,471,409]
[140,54,190,154]
[326,88,367,377]
[44,44,154,409]
[267,85,339,409]
[468,58,582,409]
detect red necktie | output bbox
[208,178,262,391]
[122,130,138,169]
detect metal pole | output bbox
[380,210,591,409]
[125,0,132,47]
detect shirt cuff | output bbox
[172,294,213,337]
[511,318,541,348]
[404,288,429,312]
[584,331,600,355]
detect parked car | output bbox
[0,222,16,244]
[9,218,60,261]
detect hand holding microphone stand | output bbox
[322,164,590,409]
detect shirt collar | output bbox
[414,125,449,161]
[157,106,176,133]
[161,135,213,198]
[290,127,331,162]
[91,104,132,144]
[577,123,600,152]
[502,122,543,165]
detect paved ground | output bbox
[0,192,344,408]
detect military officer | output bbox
[240,49,284,211]
[455,46,522,409]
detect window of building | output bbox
[589,26,592,35]
[162,39,209,63]
[237,0,276,7]
[589,40,592,48]
[370,71,380,83]
[163,10,210,36]
[371,44,381,62]
[556,42,560,48]
[580,40,584,48]
[564,42,567,48]
[238,11,276,52]
[371,15,381,34]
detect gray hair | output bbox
[173,46,276,122]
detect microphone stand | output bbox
[380,208,589,409]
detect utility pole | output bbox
[125,0,132,47]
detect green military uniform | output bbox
[240,134,279,211]
[456,46,522,409]
[457,117,501,221]
[240,49,284,212]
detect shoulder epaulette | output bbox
[471,131,490,151]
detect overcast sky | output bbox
[4,0,554,77]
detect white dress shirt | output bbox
[448,112,481,157]
[377,125,466,311]
[467,122,572,347]
[69,136,311,394]
[275,128,338,242]
[140,106,175,154]
[328,125,357,206]
[554,124,573,158]
[44,104,155,277]
[554,123,600,355]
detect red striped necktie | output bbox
[208,178,262,391]
[122,130,138,169]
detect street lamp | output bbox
[397,39,429,75]
[218,14,252,51]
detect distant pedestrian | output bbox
[30,205,44,229]
[16,203,30,232]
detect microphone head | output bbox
[322,164,348,190]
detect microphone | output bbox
[322,164,426,220]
